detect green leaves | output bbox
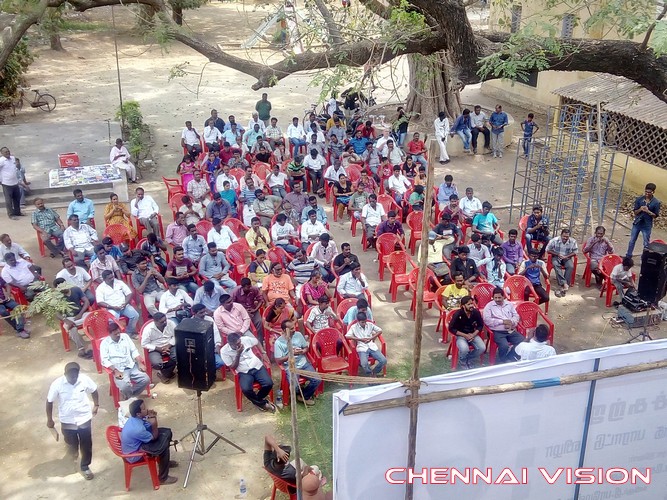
[650,20,667,57]
[20,283,76,330]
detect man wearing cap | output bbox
[141,312,177,384]
[117,242,151,275]
[46,362,99,480]
[207,217,238,251]
[100,322,150,398]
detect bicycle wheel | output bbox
[37,93,57,112]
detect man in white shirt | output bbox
[109,138,137,183]
[470,105,490,154]
[271,213,299,254]
[459,187,483,224]
[303,149,327,197]
[141,312,177,382]
[46,362,99,480]
[467,234,491,265]
[203,119,223,152]
[267,164,288,199]
[1,252,42,299]
[300,210,327,248]
[0,147,22,218]
[610,257,637,300]
[130,187,161,237]
[381,140,405,167]
[215,164,239,192]
[207,217,238,251]
[309,233,338,282]
[56,257,95,303]
[179,195,204,225]
[361,194,386,248]
[515,325,556,361]
[180,120,202,160]
[287,117,307,150]
[345,311,386,376]
[0,233,30,266]
[95,270,140,335]
[336,264,368,299]
[434,111,450,164]
[387,166,411,204]
[186,170,210,207]
[63,214,98,266]
[100,322,150,398]
[159,279,194,324]
[220,332,275,412]
[247,111,266,133]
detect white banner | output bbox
[332,339,667,499]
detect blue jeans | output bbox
[213,276,237,290]
[358,349,387,375]
[290,138,307,148]
[397,132,407,147]
[456,335,486,368]
[457,129,472,150]
[109,304,140,334]
[492,330,524,364]
[215,353,224,369]
[176,279,199,295]
[0,300,23,332]
[286,361,321,400]
[238,366,274,408]
[271,186,287,199]
[114,363,150,398]
[276,242,299,254]
[523,136,533,155]
[626,222,652,257]
[411,154,428,169]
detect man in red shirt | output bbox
[406,132,428,169]
[355,120,376,140]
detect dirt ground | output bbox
[0,2,665,499]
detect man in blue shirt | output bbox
[471,201,502,245]
[274,318,320,405]
[67,189,95,225]
[451,109,473,152]
[626,183,661,258]
[300,196,327,224]
[121,399,178,485]
[489,104,509,159]
[349,130,368,155]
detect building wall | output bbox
[616,155,667,197]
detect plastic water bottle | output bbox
[275,389,284,409]
[239,478,247,498]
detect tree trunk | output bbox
[49,34,63,51]
[405,52,463,128]
[135,4,158,30]
[172,5,183,26]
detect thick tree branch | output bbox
[313,0,344,46]
[357,0,395,20]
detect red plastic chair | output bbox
[195,219,213,239]
[546,253,578,286]
[223,218,248,238]
[228,168,245,187]
[106,425,160,491]
[134,214,164,240]
[406,211,423,255]
[309,328,351,382]
[162,177,184,202]
[408,268,438,320]
[504,274,550,313]
[515,301,555,344]
[470,282,495,310]
[226,240,254,281]
[433,285,469,341]
[83,310,124,373]
[266,468,297,500]
[336,298,358,321]
[232,346,273,412]
[267,246,293,266]
[598,254,627,307]
[253,162,272,181]
[385,250,416,302]
[377,194,401,219]
[103,224,135,248]
[345,321,387,377]
[278,354,323,407]
[376,233,405,281]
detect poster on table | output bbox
[332,340,667,499]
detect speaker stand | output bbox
[625,306,654,344]
[180,390,246,488]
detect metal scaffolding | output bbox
[509,103,629,241]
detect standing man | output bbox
[255,93,272,123]
[130,187,161,236]
[121,399,178,485]
[482,287,523,364]
[32,198,67,257]
[100,322,150,398]
[0,147,23,219]
[109,138,137,183]
[546,228,578,298]
[470,105,490,154]
[626,183,660,258]
[489,104,508,159]
[67,189,95,226]
[46,362,99,480]
[433,112,450,164]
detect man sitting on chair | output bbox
[100,322,150,399]
[141,312,177,384]
[345,312,386,377]
[274,318,320,406]
[95,270,140,337]
[121,399,178,485]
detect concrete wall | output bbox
[615,154,667,197]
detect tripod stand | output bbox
[625,305,654,343]
[180,390,245,487]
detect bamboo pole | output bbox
[404,142,437,500]
[286,330,303,499]
[343,358,667,417]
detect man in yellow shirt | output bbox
[245,217,271,252]
[442,272,469,310]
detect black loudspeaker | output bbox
[637,242,667,304]
[175,318,216,392]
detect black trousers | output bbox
[141,427,172,482]
[62,421,93,470]
[471,127,490,150]
[2,183,21,216]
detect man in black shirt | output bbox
[264,434,297,492]
[432,213,461,260]
[54,278,93,359]
[448,296,486,369]
[117,243,151,275]
[450,246,479,288]
[332,243,359,276]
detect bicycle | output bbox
[12,87,57,115]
